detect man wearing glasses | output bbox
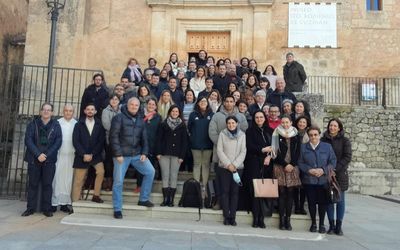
[22,103,62,217]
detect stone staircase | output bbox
[72,171,311,230]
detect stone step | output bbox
[72,200,311,230]
[83,190,182,204]
[122,180,186,194]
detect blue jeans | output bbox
[112,155,155,212]
[327,191,345,221]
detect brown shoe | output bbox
[91,195,104,203]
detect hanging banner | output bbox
[288,2,337,48]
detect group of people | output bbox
[21,50,351,236]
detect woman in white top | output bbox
[189,66,206,97]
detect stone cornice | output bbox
[147,0,273,8]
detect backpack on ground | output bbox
[178,178,203,220]
[204,179,217,209]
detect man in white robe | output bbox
[51,104,77,213]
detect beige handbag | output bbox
[253,178,279,198]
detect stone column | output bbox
[252,5,270,65]
[294,92,325,129]
[149,6,166,60]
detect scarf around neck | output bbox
[271,125,298,159]
[128,65,142,82]
[167,116,182,130]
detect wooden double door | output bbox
[187,31,230,60]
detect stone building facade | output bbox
[23,0,400,83]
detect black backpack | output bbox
[178,178,203,220]
[204,179,217,209]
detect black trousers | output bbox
[216,167,242,219]
[27,163,56,212]
[278,186,294,218]
[304,184,329,225]
[293,186,306,210]
[104,143,114,178]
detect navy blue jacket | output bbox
[122,67,143,84]
[24,118,62,165]
[155,121,188,159]
[188,110,214,150]
[110,105,149,157]
[266,90,297,112]
[169,88,184,110]
[72,118,105,168]
[298,142,337,185]
[79,84,109,119]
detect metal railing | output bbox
[0,64,102,198]
[307,76,400,107]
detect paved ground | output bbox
[0,194,399,250]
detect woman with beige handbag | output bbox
[244,111,274,228]
[271,115,302,231]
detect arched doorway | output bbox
[186,31,231,62]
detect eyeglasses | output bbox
[308,133,319,137]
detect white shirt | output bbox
[310,142,320,150]
[85,118,95,135]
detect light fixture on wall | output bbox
[45,0,66,102]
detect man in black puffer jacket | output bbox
[110,97,155,219]
[283,52,307,93]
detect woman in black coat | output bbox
[243,111,273,228]
[321,118,352,236]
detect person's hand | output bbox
[140,155,147,162]
[285,164,294,173]
[156,155,161,160]
[116,156,124,164]
[227,164,236,173]
[308,169,317,176]
[262,146,272,153]
[83,154,92,162]
[264,155,271,166]
[178,158,184,164]
[37,153,47,163]
[316,168,324,177]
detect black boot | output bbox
[252,215,259,228]
[160,188,170,207]
[327,220,336,234]
[168,188,176,207]
[335,220,343,236]
[258,216,266,229]
[279,216,286,230]
[285,217,292,231]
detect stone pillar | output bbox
[294,92,325,129]
[252,5,270,65]
[149,6,167,60]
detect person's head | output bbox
[227,63,237,76]
[151,73,160,85]
[275,77,286,92]
[255,90,266,104]
[253,110,267,128]
[240,57,249,68]
[207,65,216,76]
[282,99,294,114]
[40,103,53,120]
[189,56,197,63]
[208,89,221,103]
[196,67,206,78]
[138,84,150,97]
[294,100,309,115]
[263,65,277,76]
[188,61,197,71]
[241,71,249,82]
[232,90,241,103]
[218,64,227,76]
[245,94,255,106]
[160,90,172,104]
[146,97,158,113]
[198,50,207,60]
[176,70,185,81]
[168,105,182,119]
[246,74,258,88]
[228,82,238,94]
[127,58,138,66]
[84,103,96,118]
[160,69,168,79]
[120,77,129,87]
[216,59,225,68]
[114,83,125,98]
[259,77,270,90]
[63,104,74,120]
[249,59,257,70]
[195,96,210,113]
[180,77,189,88]
[177,60,186,68]
[286,52,294,64]
[168,77,177,90]
[144,69,154,81]
[207,56,215,65]
[185,89,196,104]
[327,118,344,137]
[148,57,157,67]
[295,115,311,132]
[236,100,248,114]
[262,104,270,117]
[280,115,292,130]
[224,58,232,66]
[226,115,238,131]
[269,105,280,120]
[307,125,321,144]
[93,73,104,87]
[205,77,214,89]
[109,94,120,109]
[127,97,140,115]
[223,95,236,111]
[163,62,172,72]
[169,53,178,63]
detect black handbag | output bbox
[328,169,341,203]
